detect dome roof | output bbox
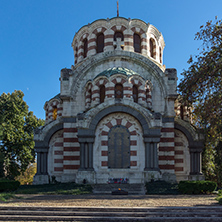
[95,67,139,79]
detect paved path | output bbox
[0,194,219,207]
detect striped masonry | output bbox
[159,122,175,173]
[63,123,80,173]
[53,130,64,172]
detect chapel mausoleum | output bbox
[33,16,204,187]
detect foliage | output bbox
[0,90,44,179]
[0,193,16,202]
[0,178,20,192]
[178,17,222,185]
[216,190,222,205]
[216,196,222,205]
[16,162,37,185]
[178,180,217,194]
[15,183,93,195]
[146,180,179,195]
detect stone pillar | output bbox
[79,142,85,170]
[145,142,159,171]
[36,148,48,175]
[144,129,161,171]
[78,129,95,171]
[190,148,202,175]
[88,142,94,170]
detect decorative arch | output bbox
[174,122,204,175]
[88,105,152,134]
[114,31,124,41]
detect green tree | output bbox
[0,90,44,179]
[16,162,37,185]
[178,17,222,185]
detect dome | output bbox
[72,17,165,66]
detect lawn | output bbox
[15,183,93,195]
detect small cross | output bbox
[117,0,119,17]
[114,37,124,50]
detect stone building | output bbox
[33,17,204,185]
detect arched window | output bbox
[83,38,88,58]
[159,47,162,63]
[133,33,141,53]
[133,85,138,103]
[150,38,156,59]
[97,33,104,53]
[180,105,184,120]
[75,46,78,64]
[100,85,105,103]
[115,83,123,99]
[114,31,124,41]
[53,108,57,120]
[89,88,92,103]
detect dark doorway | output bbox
[108,125,130,168]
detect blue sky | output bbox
[0,0,221,120]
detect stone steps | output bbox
[93,183,146,194]
[0,206,222,221]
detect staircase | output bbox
[93,183,146,195]
[0,206,222,221]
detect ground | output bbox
[0,194,218,207]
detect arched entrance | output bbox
[108,125,130,169]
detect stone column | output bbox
[88,142,94,170]
[35,148,48,175]
[78,129,95,171]
[144,129,161,171]
[190,148,202,175]
[79,142,85,170]
[145,142,159,170]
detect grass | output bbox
[0,183,93,202]
[15,182,93,195]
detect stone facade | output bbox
[33,17,204,185]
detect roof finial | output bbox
[117,0,119,17]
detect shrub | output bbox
[216,196,222,205]
[0,179,20,192]
[146,180,179,195]
[178,180,217,194]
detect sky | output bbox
[0,0,221,120]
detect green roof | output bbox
[95,67,139,79]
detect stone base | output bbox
[175,174,189,182]
[188,174,205,181]
[143,171,162,183]
[161,172,177,183]
[95,169,144,184]
[33,174,49,185]
[76,170,96,184]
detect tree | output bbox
[16,162,37,185]
[178,17,222,185]
[0,90,44,179]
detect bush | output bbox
[178,180,217,194]
[216,196,222,205]
[146,180,179,195]
[0,179,20,192]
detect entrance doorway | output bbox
[108,125,130,168]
